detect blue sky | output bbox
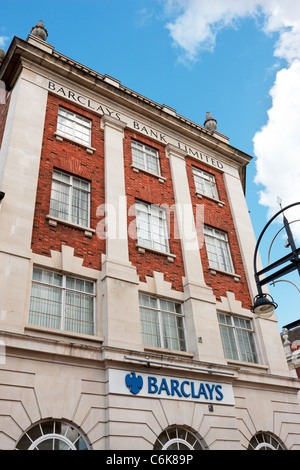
[1,0,300,330]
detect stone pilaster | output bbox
[0,71,48,333]
[166,144,225,362]
[101,115,141,350]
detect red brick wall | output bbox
[31,94,105,270]
[124,130,185,292]
[186,157,252,308]
[31,94,252,306]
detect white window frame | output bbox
[204,226,234,273]
[29,268,96,336]
[15,421,90,450]
[154,428,205,450]
[218,313,259,364]
[57,107,92,146]
[248,432,286,450]
[135,201,169,254]
[192,167,219,200]
[131,140,161,176]
[49,170,91,228]
[139,293,187,352]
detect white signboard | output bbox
[108,369,235,405]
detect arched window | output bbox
[15,420,91,450]
[248,432,286,450]
[154,426,206,450]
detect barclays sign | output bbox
[109,369,235,405]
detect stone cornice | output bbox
[0,36,252,178]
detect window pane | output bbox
[136,202,152,247]
[162,312,179,350]
[50,171,90,227]
[151,213,168,251]
[140,307,161,348]
[71,188,89,226]
[57,107,91,146]
[132,145,145,169]
[29,269,95,335]
[236,328,258,363]
[139,293,157,309]
[204,227,234,273]
[84,280,94,294]
[32,267,43,282]
[50,180,70,221]
[150,204,169,252]
[29,283,62,330]
[160,299,175,312]
[193,167,218,199]
[139,294,186,351]
[147,153,159,174]
[218,313,258,363]
[219,324,239,360]
[53,170,71,184]
[64,291,94,335]
[131,140,160,175]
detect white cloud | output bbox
[163,0,300,240]
[165,0,261,61]
[253,60,300,238]
[164,0,300,62]
[0,35,9,48]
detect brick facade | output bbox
[31,93,106,270]
[124,129,185,292]
[31,98,252,306]
[186,158,252,308]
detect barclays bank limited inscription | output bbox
[48,80,224,170]
[48,81,121,120]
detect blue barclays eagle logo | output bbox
[125,372,143,395]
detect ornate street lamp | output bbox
[252,202,300,318]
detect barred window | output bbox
[135,201,169,253]
[204,226,234,273]
[139,294,186,351]
[29,268,95,335]
[50,170,90,227]
[193,167,218,200]
[131,140,160,176]
[57,107,91,146]
[218,313,259,363]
